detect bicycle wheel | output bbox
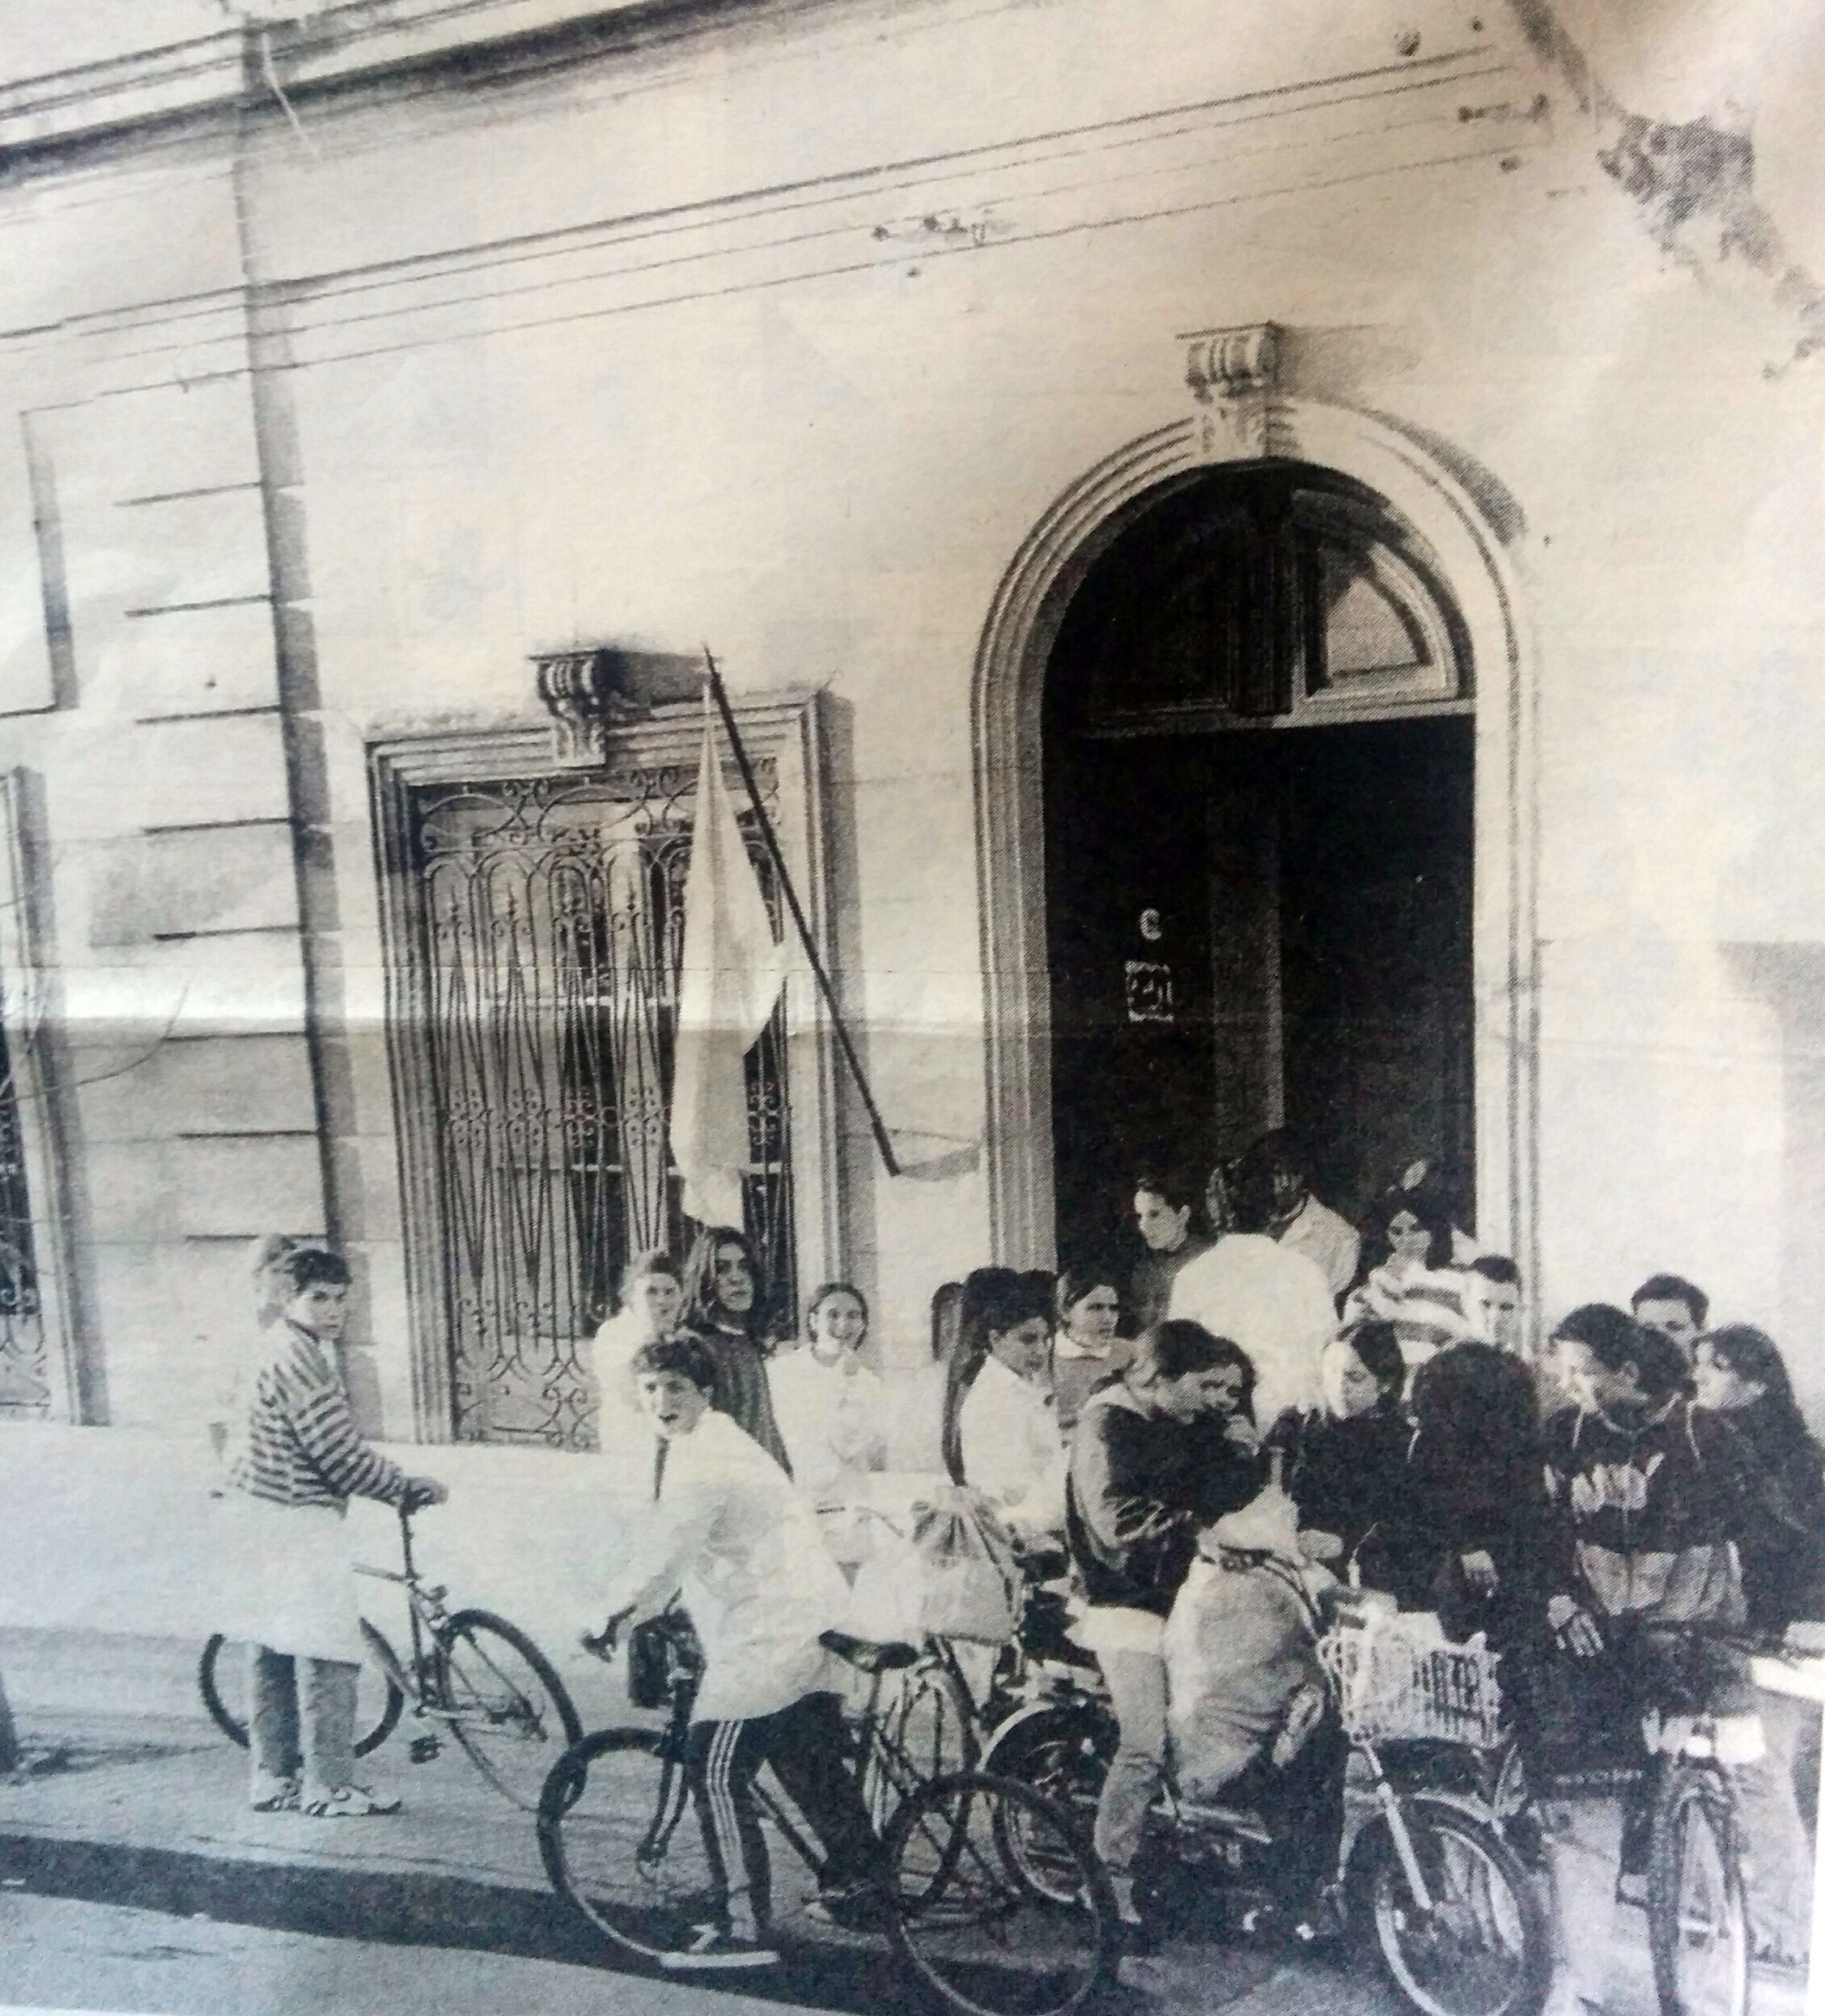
[1648,1763,1748,2016]
[1352,1793,1551,2016]
[862,1655,978,1831]
[197,1626,405,1759]
[539,1726,711,1963]
[1486,1737,1547,1869]
[885,1771,1119,2016]
[982,1705,1112,1907]
[433,1609,583,1810]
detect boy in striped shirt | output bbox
[223,1246,445,1817]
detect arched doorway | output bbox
[1042,460,1475,1265]
[972,392,1534,1277]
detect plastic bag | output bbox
[1164,1477,1327,1799]
[847,1525,927,1645]
[910,1494,1022,1645]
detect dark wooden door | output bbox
[1045,732,1215,1270]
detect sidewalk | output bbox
[0,1638,1312,2016]
[1,1636,1806,2016]
[0,1671,859,2016]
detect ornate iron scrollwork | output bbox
[0,995,48,1419]
[410,763,794,1450]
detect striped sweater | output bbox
[227,1322,410,1512]
[1344,1263,1470,1368]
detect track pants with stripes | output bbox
[685,1691,884,1933]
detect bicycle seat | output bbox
[820,1629,920,1674]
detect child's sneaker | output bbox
[300,1783,401,1818]
[802,1879,887,1933]
[248,1770,299,1813]
[660,1923,779,1971]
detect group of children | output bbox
[210,1195,1824,1978]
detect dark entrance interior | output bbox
[1043,464,1475,1272]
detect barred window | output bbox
[374,700,836,1453]
[0,770,74,1421]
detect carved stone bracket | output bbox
[532,646,649,766]
[1181,321,1284,461]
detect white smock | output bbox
[212,1492,365,1666]
[600,1410,850,1724]
[958,1354,1067,1539]
[1169,1233,1335,1428]
[769,1346,889,1500]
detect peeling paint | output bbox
[1458,94,1551,125]
[1504,0,1825,369]
[871,206,1008,251]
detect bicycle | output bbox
[983,1596,1552,2016]
[537,1612,1122,2016]
[1509,1619,1824,2016]
[199,1507,583,1810]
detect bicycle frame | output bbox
[350,1509,457,1713]
[643,1632,965,1865]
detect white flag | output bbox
[669,704,786,1228]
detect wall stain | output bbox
[1505,0,1825,371]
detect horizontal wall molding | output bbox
[0,43,1532,397]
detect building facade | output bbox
[2,0,1823,1480]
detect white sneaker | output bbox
[660,1923,780,1971]
[248,1770,299,1813]
[300,1783,401,1819]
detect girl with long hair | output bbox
[678,1224,790,1473]
[1267,1320,1410,1579]
[1691,1325,1825,1635]
[940,1268,1063,1536]
[1344,1179,1470,1370]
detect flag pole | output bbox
[701,649,901,1179]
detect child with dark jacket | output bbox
[1691,1324,1825,1636]
[1395,1338,1545,1633]
[1065,1320,1262,1925]
[1267,1320,1410,1581]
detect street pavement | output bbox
[0,1652,1811,2016]
[0,1679,1371,2016]
[0,1887,803,2016]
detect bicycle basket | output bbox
[1318,1620,1505,1749]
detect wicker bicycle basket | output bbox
[1318,1621,1505,1749]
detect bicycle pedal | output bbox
[410,1735,443,1763]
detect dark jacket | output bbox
[1065,1387,1262,1615]
[1390,1342,1544,1640]
[1709,1395,1825,1633]
[1543,1395,1746,1626]
[1267,1395,1411,1572]
[689,1322,792,1475]
[1128,1233,1212,1335]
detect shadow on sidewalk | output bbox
[0,1828,922,2014]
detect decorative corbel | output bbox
[1181,321,1283,461]
[531,646,648,766]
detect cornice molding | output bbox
[0,48,1526,405]
[0,2,728,156]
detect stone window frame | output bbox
[367,691,844,1444]
[0,767,81,1421]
